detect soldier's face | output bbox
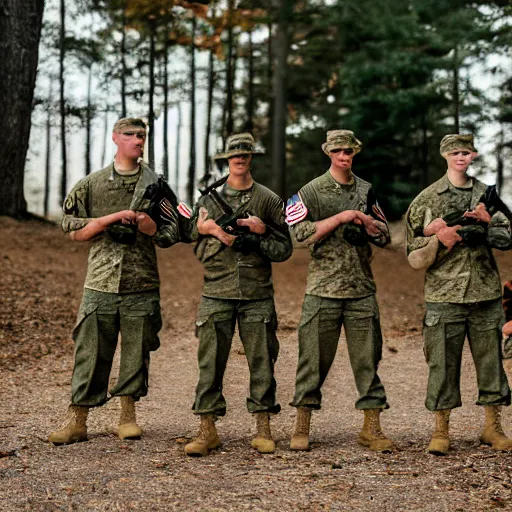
[228,154,252,176]
[444,149,474,173]
[112,129,146,160]
[329,147,354,171]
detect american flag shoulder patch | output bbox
[285,193,308,226]
[177,201,192,219]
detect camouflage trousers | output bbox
[424,299,511,411]
[70,288,162,407]
[192,296,280,416]
[291,294,389,410]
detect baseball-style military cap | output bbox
[113,117,147,134]
[440,134,478,156]
[214,133,265,160]
[322,129,363,156]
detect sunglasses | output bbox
[330,148,354,155]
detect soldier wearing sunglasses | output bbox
[286,129,394,453]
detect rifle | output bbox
[343,188,388,247]
[442,185,511,247]
[199,176,260,253]
[107,177,181,245]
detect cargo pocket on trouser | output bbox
[193,308,235,416]
[291,295,328,409]
[111,302,162,399]
[423,308,465,411]
[344,302,387,410]
[468,310,511,407]
[239,310,281,414]
[71,304,118,407]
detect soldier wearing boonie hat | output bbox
[48,117,182,446]
[184,132,292,457]
[406,133,512,455]
[286,129,395,453]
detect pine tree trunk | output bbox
[0,0,44,217]
[44,80,53,218]
[148,19,156,170]
[85,64,93,176]
[204,45,215,181]
[162,38,170,181]
[175,102,182,194]
[245,27,254,133]
[453,45,460,133]
[224,0,235,140]
[187,16,197,205]
[120,1,127,117]
[59,0,68,205]
[271,0,292,200]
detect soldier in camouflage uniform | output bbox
[48,118,181,445]
[406,134,512,455]
[286,130,395,453]
[184,133,292,456]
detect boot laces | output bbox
[295,409,311,436]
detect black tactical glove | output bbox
[343,223,367,247]
[106,222,138,244]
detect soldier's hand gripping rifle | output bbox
[442,185,512,247]
[199,176,261,253]
[107,176,181,244]
[343,188,389,247]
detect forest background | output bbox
[2,0,512,220]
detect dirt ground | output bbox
[1,217,512,511]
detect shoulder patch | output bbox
[285,193,308,226]
[177,201,192,219]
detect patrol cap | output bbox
[214,133,265,160]
[322,129,363,156]
[113,117,147,134]
[440,134,477,156]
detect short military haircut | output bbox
[113,117,147,133]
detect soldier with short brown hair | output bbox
[287,130,395,453]
[48,117,181,445]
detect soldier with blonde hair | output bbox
[406,134,512,455]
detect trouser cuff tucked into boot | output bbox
[185,414,221,457]
[118,396,142,440]
[48,405,89,445]
[290,407,312,451]
[251,412,275,454]
[428,410,450,455]
[480,405,512,451]
[357,409,394,452]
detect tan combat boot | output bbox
[428,410,450,455]
[118,396,142,440]
[48,405,89,445]
[184,415,221,457]
[251,412,275,454]
[480,406,512,451]
[290,407,312,451]
[357,409,394,452]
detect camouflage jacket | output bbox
[287,171,391,299]
[61,162,179,294]
[191,181,292,300]
[405,174,511,303]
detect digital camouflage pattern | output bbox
[423,299,510,411]
[321,129,363,156]
[62,162,179,293]
[191,182,292,300]
[439,133,477,155]
[71,289,162,406]
[290,171,391,299]
[214,132,264,160]
[405,174,511,303]
[193,296,280,416]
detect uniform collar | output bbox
[435,173,473,194]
